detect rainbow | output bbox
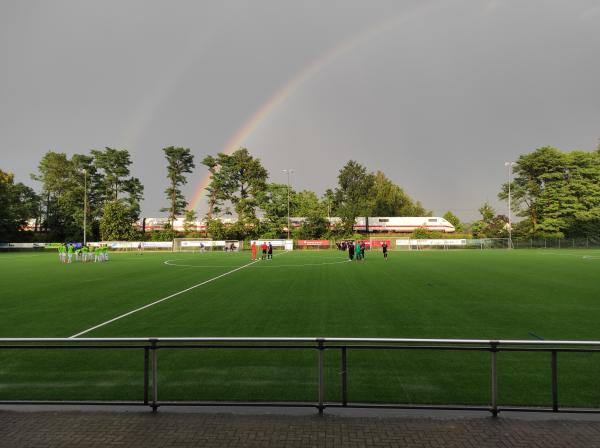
[187,2,445,212]
[186,48,340,211]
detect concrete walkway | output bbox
[2,407,600,447]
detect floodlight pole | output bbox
[283,169,294,239]
[83,168,87,246]
[504,162,515,249]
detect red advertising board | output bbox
[297,240,330,247]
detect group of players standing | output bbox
[58,243,109,264]
[345,241,389,261]
[251,241,273,260]
[248,240,389,262]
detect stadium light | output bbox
[282,169,294,239]
[82,168,87,246]
[504,161,516,249]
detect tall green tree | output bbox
[0,170,40,240]
[202,148,268,232]
[322,189,335,219]
[257,183,290,237]
[443,211,463,232]
[91,147,132,201]
[99,200,138,241]
[91,147,144,221]
[183,209,198,235]
[499,146,600,237]
[32,151,87,240]
[293,190,329,239]
[478,202,495,222]
[370,171,429,216]
[160,146,195,227]
[201,155,223,219]
[471,202,508,238]
[333,160,375,234]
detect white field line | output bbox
[69,259,259,338]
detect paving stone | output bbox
[2,411,600,447]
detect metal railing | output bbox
[1,337,600,416]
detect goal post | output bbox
[173,238,213,252]
[223,240,243,251]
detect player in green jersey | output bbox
[67,244,74,263]
[58,244,66,263]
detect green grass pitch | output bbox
[1,248,600,407]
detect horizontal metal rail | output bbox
[1,337,600,415]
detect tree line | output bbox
[1,143,599,242]
[0,146,194,242]
[201,149,429,240]
[499,145,600,238]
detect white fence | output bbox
[251,239,294,250]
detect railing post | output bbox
[143,347,149,405]
[551,350,558,412]
[150,339,158,412]
[317,338,325,415]
[490,341,498,417]
[341,347,348,406]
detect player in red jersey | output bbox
[261,242,268,260]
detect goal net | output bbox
[221,240,243,252]
[173,238,213,252]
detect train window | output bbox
[378,218,389,222]
[428,218,437,222]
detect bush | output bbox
[411,227,444,239]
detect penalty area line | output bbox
[69,259,258,338]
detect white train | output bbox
[138,216,455,233]
[353,217,455,233]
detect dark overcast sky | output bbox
[1,0,599,220]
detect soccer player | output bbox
[67,244,74,264]
[348,242,354,261]
[267,242,273,259]
[251,241,257,261]
[382,242,388,260]
[82,245,89,262]
[58,244,66,263]
[261,242,267,260]
[355,241,362,261]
